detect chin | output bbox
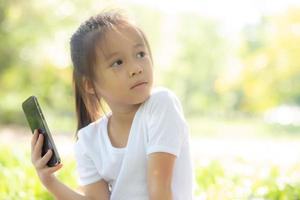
[134,90,151,105]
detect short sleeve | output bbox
[73,131,102,186]
[146,90,188,157]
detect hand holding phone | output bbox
[30,128,63,188]
[22,96,61,167]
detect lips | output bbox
[130,81,148,89]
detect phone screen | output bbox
[22,96,61,167]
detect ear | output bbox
[83,77,96,95]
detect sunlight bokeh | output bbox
[1,0,300,199]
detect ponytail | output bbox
[74,80,91,132]
[73,71,103,139]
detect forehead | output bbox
[96,25,145,60]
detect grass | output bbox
[0,144,77,200]
[1,116,300,199]
[1,144,300,199]
[194,159,300,199]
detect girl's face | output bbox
[93,25,153,107]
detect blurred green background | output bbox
[1,0,300,199]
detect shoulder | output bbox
[147,87,181,107]
[74,115,107,151]
[150,87,178,101]
[77,118,101,141]
[144,87,183,114]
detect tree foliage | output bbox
[236,7,300,113]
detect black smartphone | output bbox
[22,96,61,167]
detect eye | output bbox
[111,59,123,68]
[137,51,146,59]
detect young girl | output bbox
[31,10,194,200]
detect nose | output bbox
[129,64,143,77]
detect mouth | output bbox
[130,81,148,89]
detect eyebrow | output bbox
[133,43,144,49]
[105,43,145,61]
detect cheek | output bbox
[147,63,154,79]
[142,57,153,70]
[92,74,113,94]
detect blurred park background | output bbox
[1,0,300,199]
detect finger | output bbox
[31,129,39,152]
[32,133,44,161]
[44,163,63,174]
[38,149,53,167]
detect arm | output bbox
[46,177,110,200]
[147,152,176,200]
[31,129,110,200]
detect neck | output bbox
[108,103,141,127]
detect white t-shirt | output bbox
[73,87,194,200]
